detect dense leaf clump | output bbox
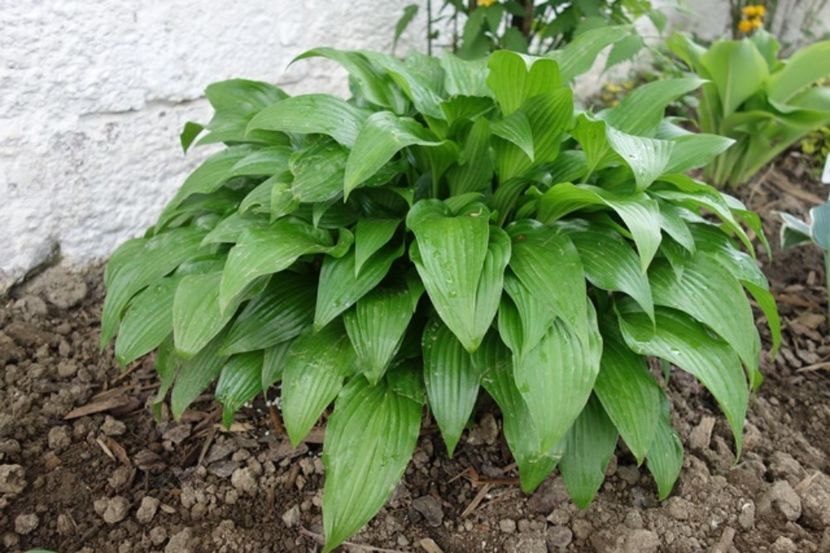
[102,31,779,552]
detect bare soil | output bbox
[2,154,830,553]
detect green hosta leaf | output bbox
[539,184,663,271]
[314,242,404,331]
[290,140,349,203]
[344,111,443,196]
[500,274,555,360]
[593,326,661,463]
[657,202,696,253]
[563,221,654,320]
[523,89,573,165]
[513,303,602,452]
[221,273,315,355]
[361,51,445,119]
[281,323,357,446]
[219,219,352,310]
[173,272,243,358]
[239,178,275,215]
[202,213,267,246]
[408,200,509,351]
[549,25,633,82]
[170,333,227,420]
[215,351,263,427]
[559,395,618,508]
[605,126,673,191]
[115,276,178,366]
[180,121,204,152]
[393,5,418,52]
[492,110,534,161]
[344,280,422,384]
[486,50,561,115]
[478,333,559,492]
[447,118,494,196]
[354,218,400,275]
[767,41,830,104]
[296,48,406,112]
[700,39,768,117]
[665,134,735,174]
[152,337,179,418]
[649,253,761,389]
[507,221,587,338]
[205,78,287,115]
[101,227,206,347]
[422,319,482,455]
[158,146,253,223]
[600,78,704,136]
[262,340,292,391]
[229,146,292,177]
[440,53,491,97]
[646,397,684,500]
[606,34,646,70]
[779,212,813,249]
[247,94,370,146]
[322,376,421,553]
[617,302,748,454]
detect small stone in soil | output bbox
[666,496,692,520]
[411,495,443,527]
[281,504,300,528]
[617,465,640,486]
[623,529,660,553]
[136,496,160,524]
[688,416,716,450]
[770,536,798,553]
[0,464,26,494]
[165,528,193,553]
[738,499,756,529]
[797,471,830,529]
[527,478,569,513]
[95,496,130,524]
[47,425,71,451]
[150,526,168,546]
[14,513,39,535]
[101,415,126,436]
[499,518,517,533]
[759,480,802,522]
[546,525,573,549]
[230,467,258,496]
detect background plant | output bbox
[102,35,779,551]
[668,30,830,187]
[728,0,830,47]
[394,0,666,63]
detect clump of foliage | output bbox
[781,153,830,310]
[668,30,830,187]
[394,0,664,62]
[102,34,779,551]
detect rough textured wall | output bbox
[0,0,428,291]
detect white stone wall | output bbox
[0,0,430,291]
[2,1,829,291]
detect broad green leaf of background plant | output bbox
[344,280,422,384]
[281,323,357,446]
[173,272,239,357]
[600,77,704,136]
[700,39,769,117]
[559,395,618,508]
[262,340,292,391]
[513,304,602,452]
[423,319,483,455]
[247,94,370,146]
[617,302,748,454]
[767,41,830,104]
[215,351,263,427]
[500,275,556,360]
[115,276,178,366]
[548,25,634,82]
[354,218,400,275]
[646,396,685,499]
[344,111,444,196]
[289,141,349,203]
[170,333,227,420]
[478,333,560,492]
[322,376,422,553]
[664,134,735,174]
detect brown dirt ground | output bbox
[2,153,830,553]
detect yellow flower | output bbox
[606,83,623,93]
[477,0,497,6]
[738,19,754,33]
[742,5,758,16]
[751,17,764,29]
[754,5,766,16]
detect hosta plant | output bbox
[102,38,779,552]
[669,30,830,187]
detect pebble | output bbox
[666,496,692,520]
[136,496,160,524]
[527,478,569,513]
[738,499,756,529]
[57,513,74,536]
[770,536,798,553]
[230,467,257,496]
[281,504,300,528]
[505,535,547,553]
[14,513,39,535]
[797,472,830,529]
[759,480,802,522]
[57,360,78,378]
[572,519,593,541]
[94,496,130,524]
[165,528,193,553]
[0,464,25,494]
[47,425,71,451]
[101,416,127,437]
[617,465,640,486]
[411,495,444,527]
[150,527,168,546]
[710,526,736,553]
[499,518,517,533]
[467,413,499,446]
[688,416,716,450]
[770,451,805,483]
[108,466,133,490]
[546,525,573,549]
[623,529,660,553]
